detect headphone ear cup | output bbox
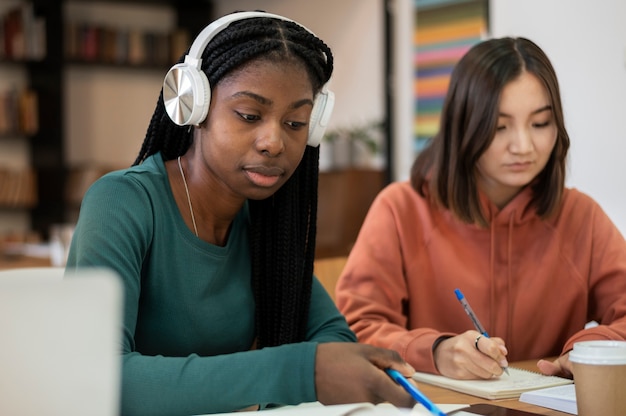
[163,63,211,126]
[307,88,335,147]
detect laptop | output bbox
[0,268,123,416]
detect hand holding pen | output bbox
[454,289,509,376]
[385,368,447,416]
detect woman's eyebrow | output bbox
[230,91,272,105]
[499,105,553,118]
[230,91,314,109]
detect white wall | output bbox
[389,0,415,183]
[490,0,626,234]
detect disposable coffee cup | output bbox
[569,340,626,416]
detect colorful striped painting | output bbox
[414,0,488,153]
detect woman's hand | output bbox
[315,343,416,408]
[433,331,509,379]
[537,353,574,379]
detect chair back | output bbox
[313,256,348,302]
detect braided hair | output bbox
[133,13,334,348]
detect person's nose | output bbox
[509,127,534,154]
[256,121,285,157]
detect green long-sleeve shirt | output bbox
[66,153,355,416]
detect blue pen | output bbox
[454,289,489,336]
[385,368,447,416]
[454,288,509,375]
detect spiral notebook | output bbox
[411,367,573,400]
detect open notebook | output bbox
[411,367,573,400]
[0,268,123,416]
[195,402,469,415]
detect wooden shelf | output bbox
[0,254,51,270]
[0,0,213,240]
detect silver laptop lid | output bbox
[0,268,122,416]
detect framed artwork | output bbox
[414,0,489,153]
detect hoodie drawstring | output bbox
[507,211,515,354]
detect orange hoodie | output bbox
[335,181,626,374]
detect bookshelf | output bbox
[0,2,44,242]
[0,0,213,242]
[1,0,388,262]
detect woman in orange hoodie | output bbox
[336,37,626,381]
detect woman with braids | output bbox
[65,11,416,416]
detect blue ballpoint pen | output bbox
[454,288,509,375]
[385,368,447,416]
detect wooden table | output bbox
[419,359,570,415]
[0,255,51,270]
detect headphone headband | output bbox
[163,11,334,146]
[186,12,321,66]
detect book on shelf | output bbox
[411,367,573,400]
[519,384,577,415]
[0,168,37,209]
[64,20,189,67]
[1,2,46,61]
[0,87,38,136]
[169,28,189,63]
[18,88,38,135]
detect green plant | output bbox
[323,120,384,155]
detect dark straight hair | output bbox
[411,37,570,227]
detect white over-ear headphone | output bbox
[162,11,335,147]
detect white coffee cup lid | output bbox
[570,340,626,365]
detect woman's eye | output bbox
[496,125,506,131]
[286,121,307,129]
[533,120,551,128]
[236,112,259,122]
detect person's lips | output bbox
[505,161,533,172]
[244,165,285,187]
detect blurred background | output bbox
[1,0,625,267]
